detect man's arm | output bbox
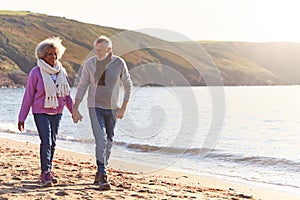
[117,59,133,119]
[72,59,91,123]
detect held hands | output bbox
[72,109,83,123]
[18,122,24,132]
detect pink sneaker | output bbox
[50,171,59,184]
[40,171,53,187]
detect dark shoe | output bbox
[94,171,100,185]
[40,171,53,187]
[99,174,111,190]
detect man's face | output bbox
[94,42,111,60]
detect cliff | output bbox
[1,11,299,87]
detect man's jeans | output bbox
[89,107,116,175]
[34,113,62,173]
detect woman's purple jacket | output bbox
[18,66,73,122]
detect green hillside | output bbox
[1,11,298,87]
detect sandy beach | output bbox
[0,137,299,200]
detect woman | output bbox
[18,37,73,187]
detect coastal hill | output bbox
[0,11,299,87]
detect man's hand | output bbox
[72,109,83,123]
[116,101,129,119]
[18,122,24,132]
[116,108,126,119]
[72,99,83,123]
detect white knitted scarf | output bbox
[38,59,70,109]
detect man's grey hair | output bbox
[35,37,66,59]
[94,35,112,48]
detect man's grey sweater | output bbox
[75,55,133,109]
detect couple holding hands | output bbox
[18,35,133,190]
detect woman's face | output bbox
[43,47,58,67]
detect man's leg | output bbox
[104,109,117,166]
[89,107,107,173]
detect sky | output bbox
[1,0,300,42]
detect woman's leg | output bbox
[34,114,52,173]
[49,114,62,168]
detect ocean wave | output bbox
[0,125,95,144]
[207,151,300,172]
[0,122,20,134]
[114,141,215,155]
[113,141,300,173]
[2,124,299,173]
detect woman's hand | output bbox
[18,122,24,132]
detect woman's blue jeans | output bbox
[89,107,116,175]
[34,113,62,173]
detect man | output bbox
[72,35,133,190]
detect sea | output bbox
[0,86,299,195]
